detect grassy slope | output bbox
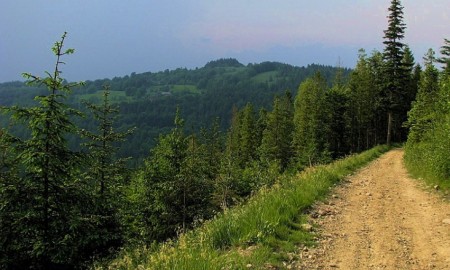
[77,90,134,104]
[251,71,278,84]
[98,145,390,270]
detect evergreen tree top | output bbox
[438,38,450,75]
[383,0,406,47]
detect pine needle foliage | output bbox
[0,32,86,268]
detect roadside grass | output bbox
[99,145,390,270]
[404,142,450,192]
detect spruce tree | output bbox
[138,108,213,240]
[141,108,187,240]
[255,108,268,149]
[438,38,450,76]
[367,50,387,145]
[81,85,134,195]
[180,134,213,231]
[406,49,440,143]
[238,103,257,166]
[259,91,294,170]
[348,49,381,151]
[0,32,85,268]
[327,77,351,157]
[382,0,407,145]
[215,147,240,210]
[398,46,417,140]
[200,117,222,180]
[214,107,242,209]
[79,85,134,256]
[293,73,331,168]
[349,50,371,151]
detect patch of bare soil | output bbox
[296,149,450,270]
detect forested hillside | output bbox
[1,0,449,268]
[0,59,348,161]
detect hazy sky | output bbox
[1,0,448,82]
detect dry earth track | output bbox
[297,149,450,270]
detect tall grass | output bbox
[405,137,450,190]
[98,145,389,270]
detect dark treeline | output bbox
[1,1,449,268]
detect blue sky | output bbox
[1,0,448,82]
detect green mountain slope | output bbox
[0,59,349,161]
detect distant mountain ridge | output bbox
[0,59,350,161]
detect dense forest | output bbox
[404,40,450,189]
[0,59,348,162]
[0,0,449,269]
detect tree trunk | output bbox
[387,111,393,145]
[366,128,370,150]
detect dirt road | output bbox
[298,149,450,269]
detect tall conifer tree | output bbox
[260,92,294,170]
[438,38,450,76]
[348,49,376,151]
[79,85,134,256]
[382,0,407,145]
[293,73,331,167]
[238,103,257,166]
[0,32,86,268]
[406,49,440,143]
[81,85,134,196]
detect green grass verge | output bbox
[98,145,390,270]
[404,142,450,191]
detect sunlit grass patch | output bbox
[405,141,450,191]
